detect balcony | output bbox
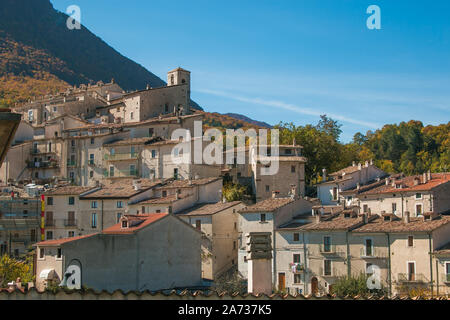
[67,160,77,167]
[104,152,139,161]
[30,149,55,155]
[319,267,340,278]
[397,273,428,283]
[319,244,345,257]
[289,263,305,273]
[45,219,55,227]
[64,219,78,227]
[104,169,139,178]
[360,247,388,259]
[27,160,59,169]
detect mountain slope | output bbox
[0,0,201,109]
[225,113,272,128]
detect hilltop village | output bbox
[0,68,449,296]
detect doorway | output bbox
[278,273,286,291]
[311,277,318,295]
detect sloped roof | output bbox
[352,215,450,233]
[103,213,168,234]
[43,186,96,196]
[34,233,97,247]
[177,201,242,216]
[238,197,294,213]
[80,180,164,199]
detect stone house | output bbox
[177,201,245,280]
[34,213,203,292]
[357,172,450,217]
[316,161,387,206]
[237,192,313,282]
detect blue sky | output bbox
[51,0,450,142]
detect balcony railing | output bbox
[45,219,55,227]
[104,152,139,161]
[30,149,55,155]
[319,243,335,254]
[397,273,428,283]
[360,247,388,259]
[27,161,59,169]
[67,160,77,167]
[64,219,78,227]
[103,169,139,178]
[289,263,305,273]
[319,267,340,278]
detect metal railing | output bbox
[360,247,388,258]
[64,219,77,227]
[103,169,139,178]
[397,273,428,283]
[319,267,340,277]
[27,161,59,169]
[67,160,77,167]
[289,263,305,273]
[319,243,335,253]
[30,149,55,155]
[104,152,139,161]
[45,219,55,227]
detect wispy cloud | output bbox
[196,88,380,129]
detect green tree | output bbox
[0,254,34,287]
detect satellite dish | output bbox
[60,260,81,290]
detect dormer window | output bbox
[383,216,390,221]
[121,220,128,228]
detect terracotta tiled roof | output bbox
[434,242,450,255]
[238,197,294,213]
[103,137,158,146]
[34,233,97,247]
[43,186,97,196]
[157,177,221,189]
[255,156,307,162]
[177,201,242,216]
[300,213,369,231]
[359,173,450,195]
[80,180,164,199]
[352,215,450,233]
[136,194,180,204]
[330,165,362,176]
[102,213,168,234]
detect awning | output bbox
[39,269,57,280]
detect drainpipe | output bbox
[428,233,433,296]
[272,219,276,291]
[401,193,404,217]
[346,231,351,277]
[101,200,104,231]
[386,232,392,297]
[435,259,439,296]
[302,232,307,294]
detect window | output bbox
[130,164,136,176]
[408,235,414,247]
[293,254,301,263]
[91,213,97,228]
[30,229,36,242]
[90,171,94,178]
[324,260,332,276]
[408,262,416,281]
[293,233,300,242]
[233,241,237,250]
[91,201,98,209]
[57,248,62,259]
[195,220,201,230]
[234,222,237,230]
[415,193,422,199]
[69,172,75,180]
[89,154,94,165]
[265,185,270,192]
[164,104,169,113]
[151,150,156,158]
[365,238,373,256]
[260,213,266,222]
[416,204,422,216]
[117,201,123,208]
[332,187,338,201]
[285,149,292,155]
[109,166,114,177]
[162,190,167,197]
[90,138,95,145]
[130,112,134,120]
[68,197,75,205]
[117,212,122,223]
[46,231,53,240]
[294,274,302,284]
[47,197,53,205]
[173,168,178,180]
[28,110,34,121]
[39,248,45,259]
[323,236,332,252]
[68,231,75,237]
[156,210,161,213]
[291,165,296,173]
[392,203,397,214]
[363,204,368,213]
[122,221,128,228]
[446,263,450,282]
[71,140,75,147]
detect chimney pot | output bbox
[404,211,410,224]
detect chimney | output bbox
[358,163,362,170]
[365,160,369,167]
[413,177,420,186]
[290,185,297,199]
[427,170,431,181]
[385,179,390,186]
[352,161,356,167]
[423,172,428,184]
[361,213,368,224]
[356,183,361,190]
[403,211,410,224]
[146,84,150,90]
[272,191,280,199]
[322,168,327,182]
[315,214,321,223]
[133,179,141,191]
